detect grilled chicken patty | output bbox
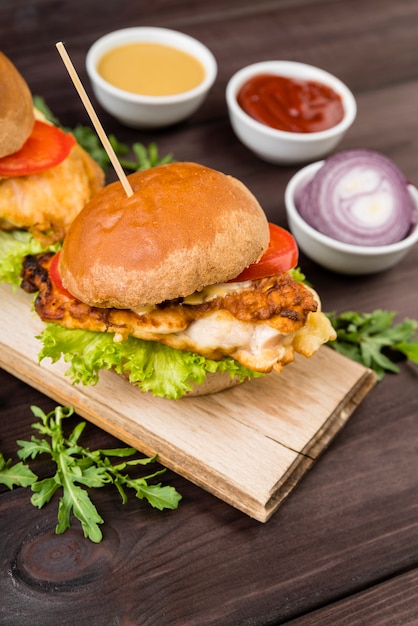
[21,252,333,372]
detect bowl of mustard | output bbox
[86,27,218,129]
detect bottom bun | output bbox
[183,372,247,397]
[118,369,250,398]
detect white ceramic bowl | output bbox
[285,161,418,274]
[86,27,217,129]
[226,61,357,165]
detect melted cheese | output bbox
[131,281,251,315]
[182,280,252,305]
[130,304,157,316]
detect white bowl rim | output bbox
[86,26,218,105]
[226,60,357,142]
[285,159,418,256]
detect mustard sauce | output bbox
[97,43,205,96]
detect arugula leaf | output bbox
[33,95,174,172]
[118,141,174,171]
[32,95,61,125]
[326,309,418,379]
[0,452,37,489]
[395,340,418,363]
[16,405,182,542]
[72,124,113,170]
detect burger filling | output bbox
[21,252,334,374]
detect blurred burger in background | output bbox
[0,51,104,286]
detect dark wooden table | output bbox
[1,1,418,624]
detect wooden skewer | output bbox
[56,41,134,197]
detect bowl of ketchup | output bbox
[226,61,356,165]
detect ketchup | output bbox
[237,74,344,133]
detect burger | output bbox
[21,161,336,398]
[0,51,104,286]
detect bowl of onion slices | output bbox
[284,149,418,274]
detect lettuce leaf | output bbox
[37,324,263,399]
[0,230,59,289]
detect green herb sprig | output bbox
[326,309,418,380]
[33,96,174,172]
[1,405,181,543]
[0,452,37,490]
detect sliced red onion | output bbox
[297,149,415,246]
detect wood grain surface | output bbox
[1,1,418,625]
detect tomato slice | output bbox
[230,223,298,282]
[0,120,76,177]
[49,251,74,299]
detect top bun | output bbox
[60,162,270,308]
[0,52,35,158]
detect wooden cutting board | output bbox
[0,283,376,521]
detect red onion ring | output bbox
[297,149,415,246]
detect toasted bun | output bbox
[183,372,247,397]
[119,368,248,397]
[0,52,35,158]
[60,162,270,308]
